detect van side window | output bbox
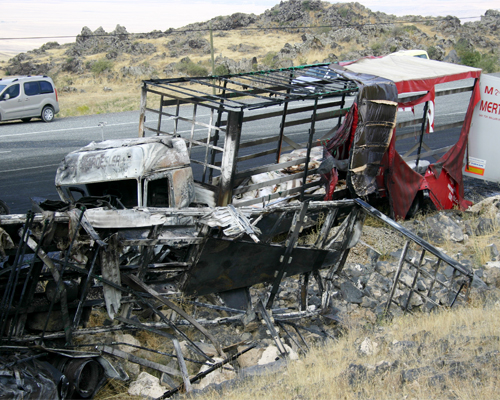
[3,84,20,100]
[24,82,40,96]
[39,81,54,94]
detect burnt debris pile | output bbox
[0,198,474,398]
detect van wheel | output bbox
[22,117,31,123]
[41,106,55,122]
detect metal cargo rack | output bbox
[138,64,358,207]
[354,199,473,315]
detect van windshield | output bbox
[0,84,6,93]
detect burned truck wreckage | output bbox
[0,58,481,398]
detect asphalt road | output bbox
[0,77,478,214]
[0,112,144,213]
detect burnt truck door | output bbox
[143,167,195,208]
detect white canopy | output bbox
[339,54,481,93]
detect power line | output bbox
[0,14,493,42]
[0,36,77,41]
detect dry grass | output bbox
[211,31,302,62]
[58,88,140,118]
[189,305,500,400]
[95,379,142,400]
[90,300,500,399]
[86,307,109,328]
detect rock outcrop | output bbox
[4,2,499,79]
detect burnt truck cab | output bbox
[55,137,195,209]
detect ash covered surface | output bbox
[463,176,500,203]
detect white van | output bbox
[0,75,60,123]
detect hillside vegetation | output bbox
[0,1,499,118]
[0,0,500,117]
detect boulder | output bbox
[193,357,236,390]
[128,372,165,399]
[114,332,141,353]
[359,337,379,356]
[443,49,460,63]
[340,280,364,304]
[258,344,298,365]
[419,213,464,243]
[236,346,265,368]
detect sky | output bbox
[1,0,499,55]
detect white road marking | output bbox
[0,115,220,139]
[0,121,138,138]
[438,112,467,117]
[3,164,60,173]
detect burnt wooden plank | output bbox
[100,345,182,378]
[218,110,243,206]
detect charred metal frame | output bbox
[138,65,357,208]
[355,199,473,314]
[0,198,472,343]
[0,196,473,397]
[0,65,477,397]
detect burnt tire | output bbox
[41,105,55,122]
[0,199,9,215]
[406,192,422,219]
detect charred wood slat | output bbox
[403,250,427,313]
[0,212,34,342]
[9,219,51,338]
[267,201,309,309]
[173,338,192,393]
[99,344,182,378]
[256,300,287,356]
[24,236,73,345]
[385,241,411,315]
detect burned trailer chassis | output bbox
[0,199,472,398]
[0,199,472,340]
